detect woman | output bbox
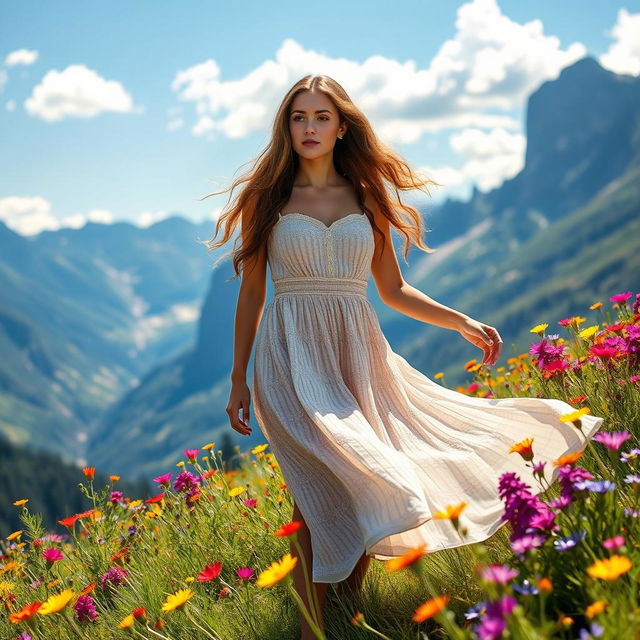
[204,74,603,639]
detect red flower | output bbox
[197,561,223,582]
[274,521,302,537]
[82,466,95,480]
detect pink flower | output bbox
[153,472,172,486]
[478,563,519,585]
[593,430,632,451]
[243,498,258,508]
[43,547,64,562]
[610,291,632,304]
[602,535,625,550]
[236,567,254,580]
[183,448,200,462]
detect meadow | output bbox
[1,290,639,640]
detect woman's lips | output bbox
[302,140,319,146]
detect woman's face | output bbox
[288,90,345,158]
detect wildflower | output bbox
[173,471,201,493]
[13,499,29,507]
[153,472,172,487]
[73,594,98,622]
[574,480,616,493]
[218,586,231,598]
[385,544,427,571]
[82,467,95,480]
[110,475,120,483]
[509,438,534,462]
[202,442,215,451]
[274,520,302,537]
[118,613,135,628]
[251,443,269,454]
[412,595,450,622]
[132,606,146,620]
[256,553,297,587]
[553,529,587,551]
[593,430,632,451]
[602,535,625,550]
[161,588,194,612]
[512,579,538,595]
[197,562,222,582]
[510,533,546,555]
[100,566,129,590]
[586,555,632,580]
[109,490,124,505]
[433,502,467,531]
[530,323,548,335]
[236,567,254,580]
[58,514,79,528]
[183,448,199,463]
[585,600,608,619]
[6,530,23,541]
[43,548,64,563]
[478,563,518,585]
[8,602,42,623]
[228,486,246,497]
[243,498,258,508]
[610,291,632,304]
[579,621,604,638]
[38,589,76,615]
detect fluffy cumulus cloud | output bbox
[0,197,170,236]
[4,48,39,66]
[599,8,640,76]
[24,64,139,122]
[171,0,586,148]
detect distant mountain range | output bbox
[1,55,638,484]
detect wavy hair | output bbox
[200,74,442,280]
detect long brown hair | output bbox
[200,74,441,280]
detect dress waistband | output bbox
[273,276,368,297]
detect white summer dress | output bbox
[251,210,604,584]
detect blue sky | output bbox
[1,0,639,236]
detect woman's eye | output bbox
[292,116,329,121]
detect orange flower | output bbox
[553,451,583,467]
[587,555,632,580]
[82,467,95,480]
[385,544,427,571]
[509,438,534,461]
[412,595,450,622]
[132,606,146,620]
[274,521,302,537]
[537,577,553,592]
[9,601,42,623]
[58,515,79,528]
[110,475,120,483]
[585,600,607,619]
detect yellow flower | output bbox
[530,323,548,334]
[251,443,269,454]
[176,461,185,468]
[578,325,599,340]
[185,577,195,582]
[6,530,23,541]
[38,589,76,615]
[118,613,135,628]
[589,301,603,310]
[110,475,120,483]
[228,486,245,497]
[560,407,591,423]
[0,581,15,595]
[128,499,143,508]
[161,588,194,612]
[585,600,608,618]
[587,555,632,580]
[256,553,298,587]
[433,502,467,520]
[13,499,29,507]
[434,372,444,379]
[202,442,215,450]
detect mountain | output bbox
[0,215,218,464]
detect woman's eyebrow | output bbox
[291,109,332,114]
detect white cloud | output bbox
[137,210,171,227]
[6,99,16,111]
[24,64,140,122]
[4,49,39,66]
[0,197,120,235]
[171,0,586,146]
[599,8,640,76]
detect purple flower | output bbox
[510,533,546,555]
[464,600,487,621]
[73,593,99,622]
[100,566,129,590]
[553,529,587,551]
[173,470,202,493]
[128,525,137,536]
[558,465,593,502]
[624,474,640,484]
[593,430,632,451]
[512,579,539,595]
[479,563,519,585]
[621,448,640,463]
[580,621,604,639]
[574,479,616,493]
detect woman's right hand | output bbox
[226,380,253,436]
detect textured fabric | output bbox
[251,211,604,584]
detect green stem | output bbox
[291,536,322,629]
[287,581,327,640]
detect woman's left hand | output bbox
[456,316,503,366]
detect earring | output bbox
[337,134,343,139]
